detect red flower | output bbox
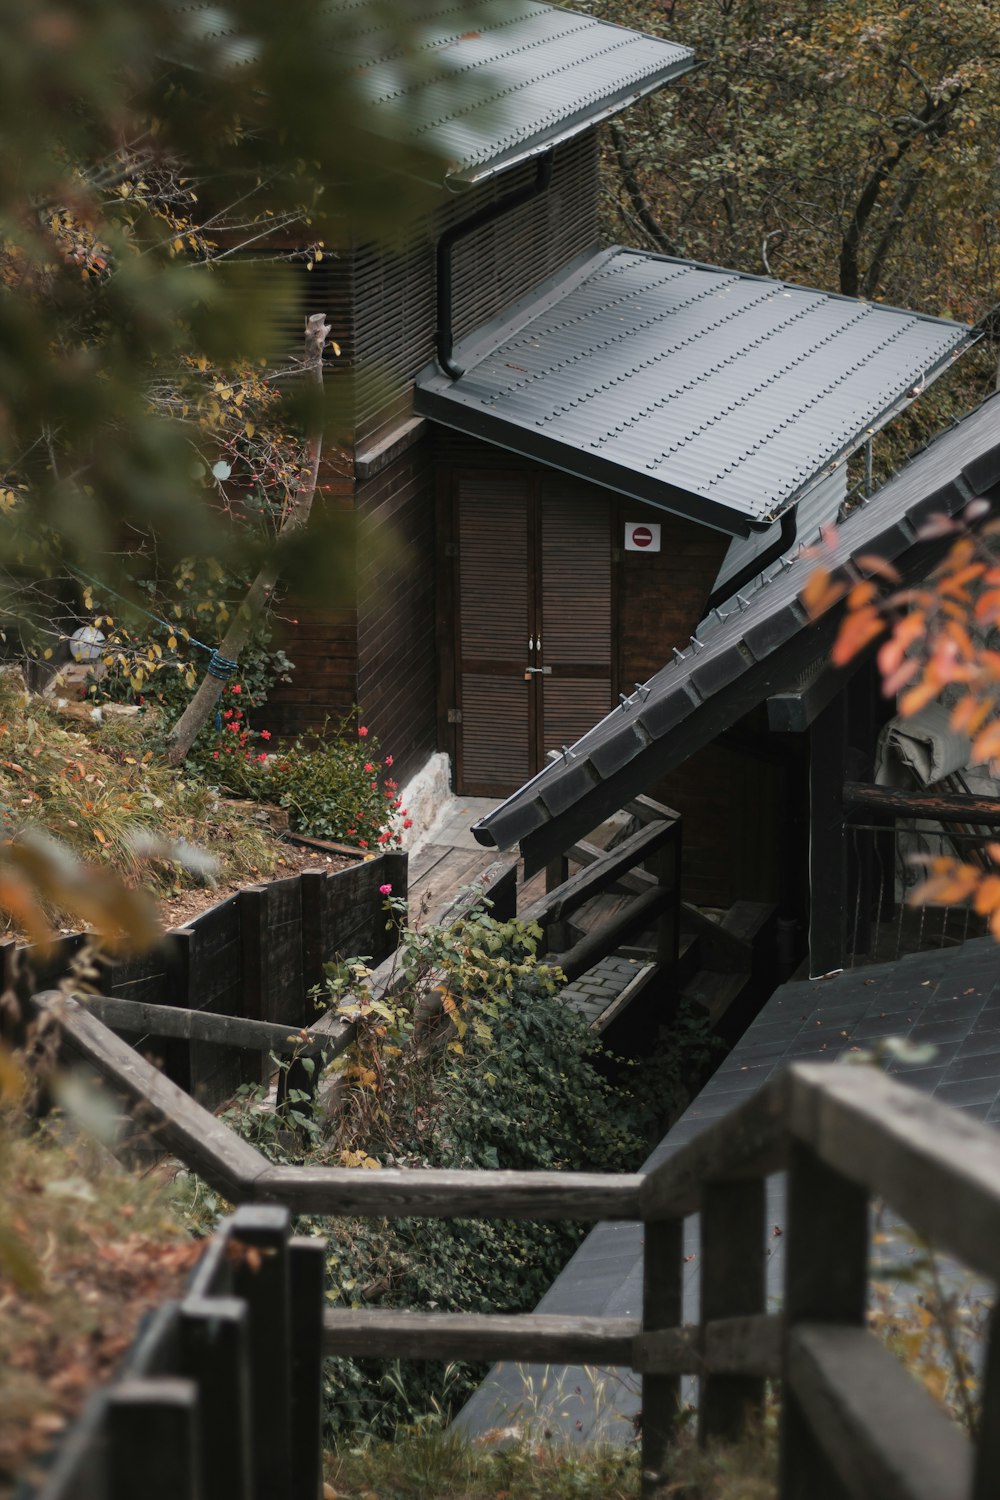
[213,751,219,760]
[230,684,242,694]
[364,762,374,773]
[384,755,393,767]
[403,818,413,829]
[358,838,369,848]
[357,725,368,737]
[260,730,271,741]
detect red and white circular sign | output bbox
[625,521,661,553]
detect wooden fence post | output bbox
[545,854,570,952]
[643,825,679,974]
[779,1141,868,1500]
[973,1306,1000,1500]
[230,1204,293,1500]
[239,887,268,1084]
[698,1177,765,1444]
[179,1296,252,1500]
[107,1377,201,1500]
[289,1236,327,1500]
[640,1217,683,1497]
[300,871,327,998]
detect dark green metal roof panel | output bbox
[472,392,1000,858]
[417,247,971,535]
[172,2,695,185]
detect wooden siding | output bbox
[355,434,438,783]
[351,132,600,449]
[265,475,359,740]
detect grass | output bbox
[0,683,282,929]
[0,1106,198,1498]
[323,1419,778,1500]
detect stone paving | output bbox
[559,953,648,1026]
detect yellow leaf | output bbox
[244,422,255,438]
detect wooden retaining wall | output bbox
[11,851,406,1109]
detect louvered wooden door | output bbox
[454,471,613,797]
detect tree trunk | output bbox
[165,313,330,766]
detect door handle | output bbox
[524,665,552,675]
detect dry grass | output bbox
[0,1111,198,1498]
[0,687,283,930]
[323,1418,778,1500]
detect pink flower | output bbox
[364,762,374,773]
[260,730,271,741]
[403,818,413,829]
[384,755,393,766]
[256,753,267,763]
[379,883,392,895]
[213,750,219,760]
[230,684,242,694]
[358,725,368,737]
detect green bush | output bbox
[270,716,408,850]
[261,905,718,1441]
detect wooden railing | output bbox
[526,795,681,982]
[31,980,1000,1500]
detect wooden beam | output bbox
[844,780,1000,827]
[548,885,672,982]
[520,818,678,928]
[257,1163,643,1221]
[788,1063,1000,1285]
[323,1309,638,1364]
[698,1178,766,1444]
[39,994,268,1202]
[787,1324,972,1500]
[84,995,344,1058]
[567,838,655,896]
[635,1314,783,1379]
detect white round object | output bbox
[69,625,106,664]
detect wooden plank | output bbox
[258,1163,643,1220]
[41,996,267,1202]
[844,780,1000,826]
[786,1324,972,1500]
[179,1297,252,1500]
[809,694,847,975]
[323,1309,638,1363]
[107,1377,200,1500]
[521,817,679,928]
[789,1063,1000,1284]
[680,900,752,971]
[289,1238,326,1500]
[973,1308,1000,1500]
[640,1218,683,1495]
[698,1179,765,1444]
[626,792,681,824]
[640,1072,790,1221]
[549,884,672,981]
[567,837,655,896]
[592,962,656,1033]
[84,994,334,1056]
[229,1206,293,1500]
[635,1314,782,1378]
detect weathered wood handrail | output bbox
[520,816,678,929]
[81,994,339,1057]
[843,779,1000,826]
[35,978,1000,1500]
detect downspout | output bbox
[704,506,798,616]
[436,150,555,380]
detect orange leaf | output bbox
[973,875,1000,916]
[831,605,883,667]
[950,696,992,736]
[971,722,1000,766]
[899,676,942,718]
[853,554,900,583]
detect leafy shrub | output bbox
[270,716,410,850]
[265,903,717,1440]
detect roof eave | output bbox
[443,54,700,188]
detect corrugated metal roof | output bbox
[172,2,695,186]
[471,392,1000,864]
[416,247,970,536]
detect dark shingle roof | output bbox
[173,3,695,186]
[417,247,970,535]
[472,391,1000,868]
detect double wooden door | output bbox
[452,471,614,797]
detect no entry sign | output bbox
[625,521,661,552]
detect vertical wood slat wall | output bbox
[351,132,600,451]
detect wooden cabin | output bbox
[247,2,970,891]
